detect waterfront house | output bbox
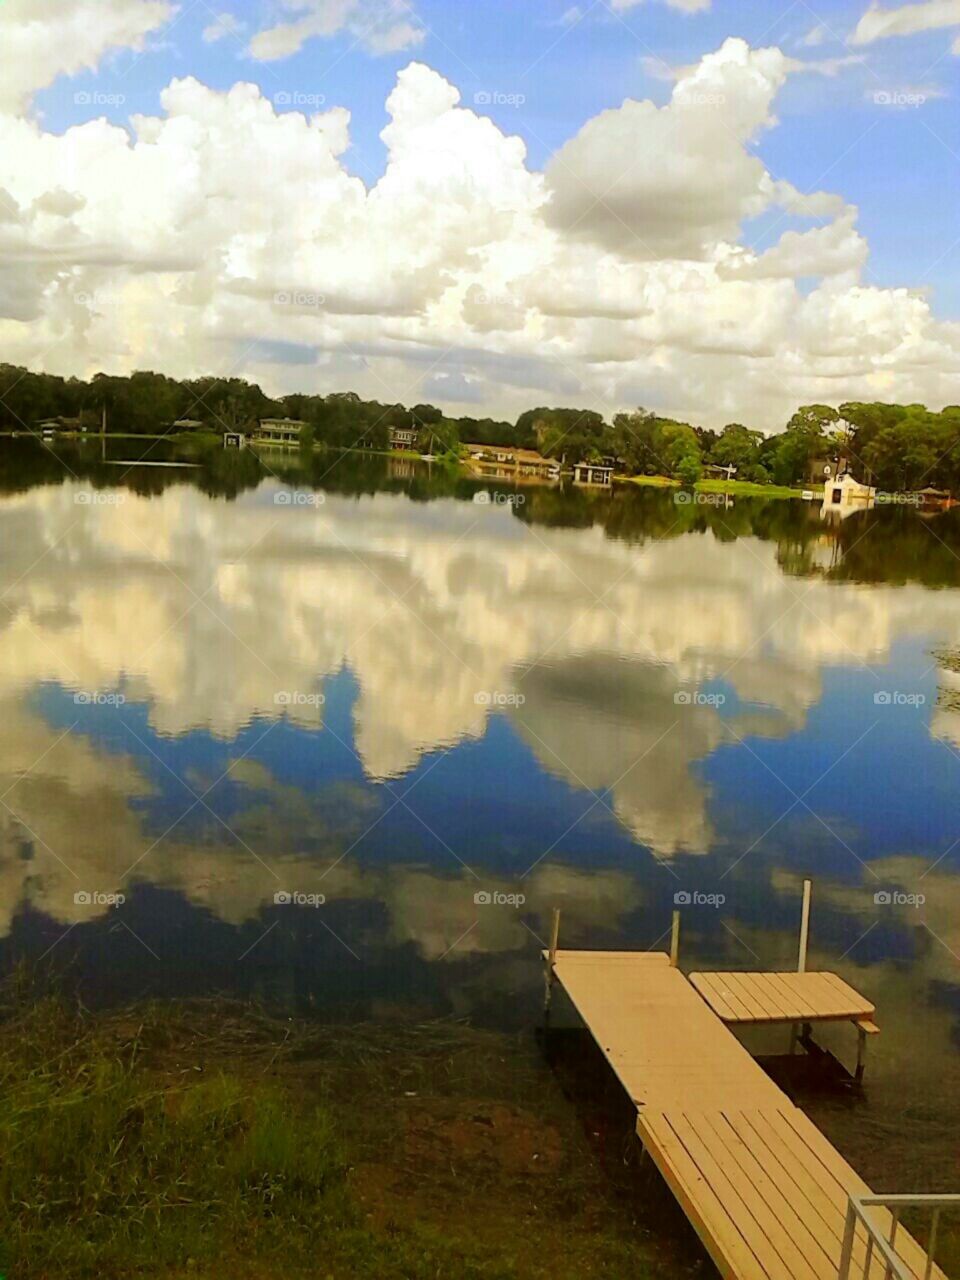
[820,469,875,519]
[464,443,560,482]
[389,425,418,451]
[256,418,306,445]
[914,486,954,513]
[37,415,85,435]
[573,461,613,486]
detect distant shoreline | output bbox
[3,432,827,498]
[618,473,825,499]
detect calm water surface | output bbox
[1,438,959,1183]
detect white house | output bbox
[820,471,875,519]
[256,418,306,445]
[573,461,613,486]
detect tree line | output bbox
[2,363,959,491]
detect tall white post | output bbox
[798,879,812,973]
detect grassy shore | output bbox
[617,474,822,499]
[0,984,697,1280]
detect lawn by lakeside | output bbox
[617,474,823,499]
[0,982,691,1280]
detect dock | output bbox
[546,948,951,1279]
[690,970,880,1082]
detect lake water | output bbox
[1,438,959,1184]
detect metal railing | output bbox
[838,1194,960,1280]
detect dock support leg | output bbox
[789,1022,800,1054]
[855,1024,867,1084]
[543,908,561,1029]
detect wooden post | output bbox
[856,1024,867,1084]
[797,878,812,973]
[790,879,812,1053]
[544,908,561,1022]
[670,910,680,968]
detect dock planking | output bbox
[547,949,946,1280]
[689,971,876,1026]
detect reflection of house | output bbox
[37,415,84,434]
[387,457,418,480]
[256,418,306,445]
[820,470,875,520]
[223,432,246,449]
[464,444,560,482]
[389,425,418,451]
[573,462,613,486]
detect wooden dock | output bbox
[547,949,947,1280]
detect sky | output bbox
[1,0,960,428]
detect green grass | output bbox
[0,985,675,1280]
[0,996,349,1277]
[618,474,823,499]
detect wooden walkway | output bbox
[548,950,945,1280]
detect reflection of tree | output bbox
[825,508,960,588]
[9,439,960,589]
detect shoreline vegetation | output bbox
[0,979,683,1280]
[3,362,960,495]
[618,474,821,499]
[4,982,957,1279]
[11,427,818,498]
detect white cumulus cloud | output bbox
[0,16,958,429]
[612,0,712,12]
[0,0,175,113]
[852,0,960,44]
[247,0,424,60]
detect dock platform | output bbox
[547,949,946,1280]
[689,970,875,1027]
